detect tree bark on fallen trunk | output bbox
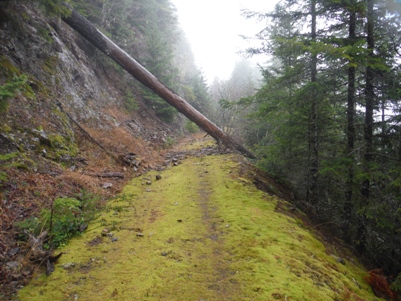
[86,172,125,179]
[61,5,256,159]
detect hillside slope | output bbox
[18,136,382,301]
[0,1,182,297]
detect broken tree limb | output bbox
[28,231,63,275]
[61,5,256,159]
[56,101,118,161]
[28,231,49,261]
[86,172,125,179]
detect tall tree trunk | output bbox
[344,3,356,240]
[358,0,375,253]
[61,4,255,159]
[362,0,375,200]
[307,0,319,207]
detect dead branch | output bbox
[86,172,124,179]
[28,231,63,276]
[56,101,118,161]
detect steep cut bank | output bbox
[0,2,181,296]
[18,137,381,301]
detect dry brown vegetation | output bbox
[0,105,175,298]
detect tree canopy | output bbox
[242,0,401,278]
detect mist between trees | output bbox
[33,0,401,290]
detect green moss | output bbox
[0,152,19,162]
[0,152,37,184]
[18,142,382,300]
[0,55,20,77]
[42,56,59,75]
[0,123,12,133]
[20,11,31,21]
[47,133,78,159]
[52,108,76,146]
[36,25,53,43]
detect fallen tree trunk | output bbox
[86,172,125,179]
[61,5,256,159]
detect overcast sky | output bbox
[171,0,278,83]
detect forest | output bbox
[238,0,401,278]
[1,0,401,298]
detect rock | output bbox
[52,40,63,53]
[336,257,346,265]
[146,181,152,185]
[11,273,22,280]
[102,182,113,189]
[5,261,19,272]
[155,175,162,180]
[62,262,76,270]
[32,129,50,145]
[0,134,18,153]
[111,237,118,242]
[101,229,113,237]
[136,232,144,237]
[21,267,32,276]
[119,153,140,168]
[79,223,88,232]
[8,247,20,257]
[161,252,168,256]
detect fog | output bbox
[171,0,278,83]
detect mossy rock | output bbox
[47,133,78,159]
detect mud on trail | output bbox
[18,136,380,301]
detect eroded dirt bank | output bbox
[18,137,381,301]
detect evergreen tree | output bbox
[174,30,212,117]
[243,0,401,273]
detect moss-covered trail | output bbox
[19,137,381,301]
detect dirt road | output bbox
[18,137,379,301]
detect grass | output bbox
[18,141,381,301]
